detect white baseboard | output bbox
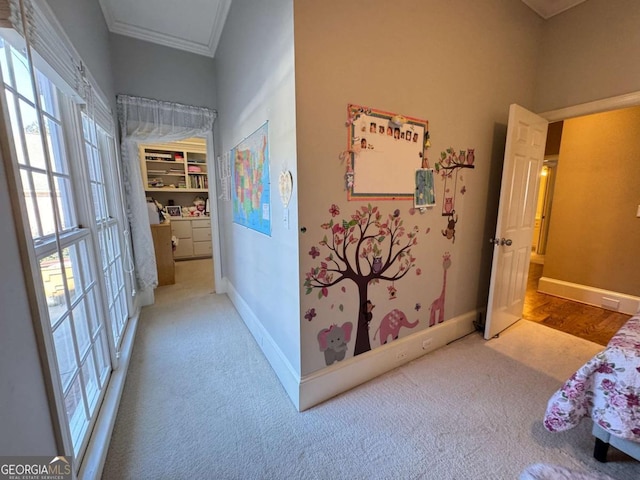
[78,309,141,480]
[538,277,640,316]
[225,281,301,409]
[298,311,477,411]
[224,282,478,412]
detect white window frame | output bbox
[0,1,136,474]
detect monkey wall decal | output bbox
[441,211,458,243]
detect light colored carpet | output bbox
[102,259,639,479]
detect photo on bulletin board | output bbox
[414,169,436,208]
[347,104,428,201]
[166,205,182,217]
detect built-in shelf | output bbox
[140,139,208,192]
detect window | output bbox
[82,112,129,348]
[0,34,129,463]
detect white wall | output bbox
[534,0,640,112]
[110,34,217,110]
[214,0,300,375]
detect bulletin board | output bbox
[346,104,428,201]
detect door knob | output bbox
[489,237,500,245]
[500,238,513,246]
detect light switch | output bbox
[637,205,640,218]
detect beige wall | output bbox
[295,0,543,375]
[543,106,640,296]
[534,0,640,112]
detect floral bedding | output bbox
[543,314,640,443]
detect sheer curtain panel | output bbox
[116,95,217,291]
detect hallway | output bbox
[523,263,630,346]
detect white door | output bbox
[484,104,548,340]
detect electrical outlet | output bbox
[422,338,433,350]
[395,349,408,361]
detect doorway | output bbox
[521,96,640,344]
[142,137,217,291]
[530,156,557,264]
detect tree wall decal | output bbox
[304,204,421,356]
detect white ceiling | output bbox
[98,0,587,58]
[98,0,232,57]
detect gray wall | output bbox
[534,0,640,112]
[45,0,116,108]
[215,0,300,372]
[110,34,216,109]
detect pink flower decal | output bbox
[416,268,422,276]
[309,246,320,259]
[304,308,316,321]
[329,204,340,217]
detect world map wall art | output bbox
[232,122,271,236]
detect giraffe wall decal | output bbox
[429,253,452,326]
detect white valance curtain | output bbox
[117,95,217,291]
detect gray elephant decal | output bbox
[373,309,419,345]
[317,322,353,366]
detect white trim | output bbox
[225,277,478,413]
[298,311,477,411]
[540,91,640,122]
[205,130,225,294]
[225,281,300,409]
[77,308,140,480]
[538,277,640,316]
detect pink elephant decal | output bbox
[373,309,419,346]
[317,322,353,366]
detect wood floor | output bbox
[523,262,630,346]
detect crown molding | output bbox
[99,0,231,58]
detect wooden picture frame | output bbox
[347,104,429,201]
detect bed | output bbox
[543,311,640,462]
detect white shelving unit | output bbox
[140,138,208,193]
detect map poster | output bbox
[232,122,271,236]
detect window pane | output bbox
[4,91,26,165]
[40,253,69,325]
[61,246,80,305]
[10,47,35,103]
[82,353,99,415]
[86,288,100,337]
[52,317,77,392]
[85,143,97,181]
[0,38,12,89]
[53,175,76,231]
[109,224,122,258]
[43,116,68,174]
[37,70,60,119]
[71,299,91,359]
[20,169,40,237]
[65,374,87,455]
[19,99,46,170]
